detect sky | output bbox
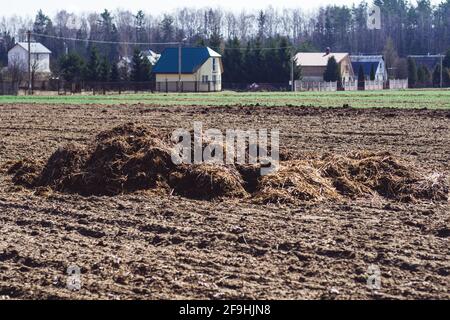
[1,0,443,17]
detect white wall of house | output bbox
[8,45,51,73]
[376,60,387,81]
[155,57,222,92]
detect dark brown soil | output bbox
[0,103,449,299]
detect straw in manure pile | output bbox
[169,163,248,200]
[254,160,340,204]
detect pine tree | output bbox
[32,10,56,56]
[432,64,442,87]
[222,37,242,83]
[323,56,339,82]
[130,49,143,82]
[436,67,450,87]
[370,64,376,81]
[58,53,85,82]
[251,39,263,82]
[243,42,253,83]
[417,65,431,87]
[277,37,292,83]
[417,65,425,86]
[208,31,222,51]
[99,57,110,82]
[422,65,431,85]
[85,46,101,81]
[135,10,146,46]
[141,55,152,82]
[160,14,175,42]
[110,62,120,82]
[130,49,151,82]
[443,49,450,69]
[358,65,365,89]
[407,57,418,88]
[383,37,398,79]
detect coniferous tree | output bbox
[432,64,442,87]
[421,65,432,85]
[58,53,85,82]
[141,56,152,81]
[443,49,450,69]
[323,56,339,82]
[130,49,151,82]
[358,65,365,89]
[135,10,146,48]
[370,64,376,81]
[33,10,56,55]
[99,57,110,82]
[383,38,398,79]
[407,57,418,88]
[110,62,120,82]
[432,65,450,87]
[85,46,101,81]
[130,49,143,82]
[277,37,292,83]
[222,37,243,83]
[417,65,425,86]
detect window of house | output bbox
[212,75,217,83]
[212,58,216,72]
[202,75,209,83]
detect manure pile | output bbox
[7,123,449,204]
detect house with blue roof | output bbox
[407,55,441,72]
[350,55,387,81]
[152,46,223,92]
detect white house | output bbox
[152,47,223,92]
[8,42,51,74]
[350,55,387,81]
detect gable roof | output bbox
[295,52,349,67]
[350,55,386,76]
[351,61,379,76]
[14,42,51,54]
[350,55,383,62]
[152,47,221,74]
[142,49,161,65]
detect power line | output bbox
[214,46,294,51]
[30,32,294,51]
[30,32,180,46]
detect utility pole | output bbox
[290,50,294,92]
[178,42,181,93]
[27,30,32,95]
